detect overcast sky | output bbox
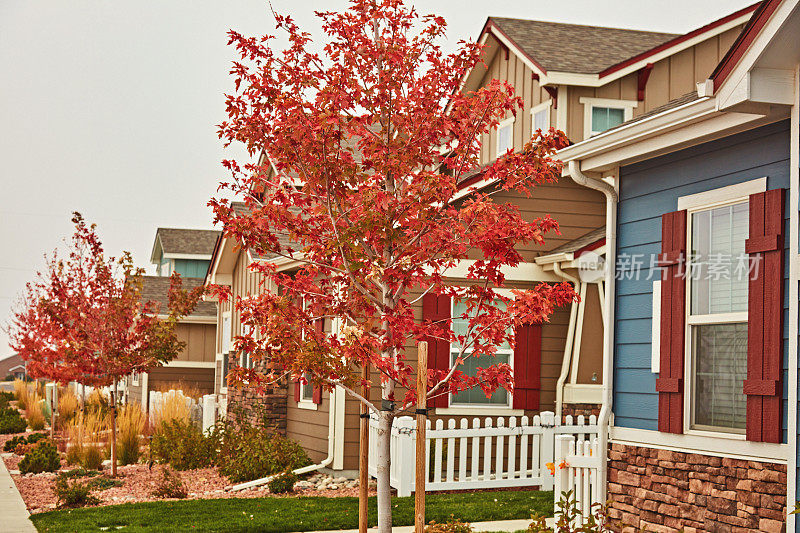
[0,0,753,359]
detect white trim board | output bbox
[610,426,787,463]
[162,253,212,260]
[434,407,524,417]
[676,177,766,210]
[164,361,216,369]
[651,280,661,374]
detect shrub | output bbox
[61,467,100,478]
[54,473,100,508]
[86,477,123,491]
[57,387,79,425]
[65,410,108,466]
[151,419,215,470]
[215,423,311,483]
[27,432,47,444]
[0,391,13,409]
[19,439,60,474]
[267,470,297,494]
[0,407,27,434]
[527,490,614,532]
[26,399,46,431]
[425,518,473,533]
[152,390,190,431]
[13,379,30,410]
[117,404,145,465]
[150,467,188,499]
[4,434,26,451]
[82,446,103,470]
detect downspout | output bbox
[567,160,617,501]
[229,386,337,491]
[552,262,580,422]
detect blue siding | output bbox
[614,120,791,442]
[173,259,210,278]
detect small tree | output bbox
[8,213,202,476]
[213,1,575,529]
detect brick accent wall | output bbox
[562,403,600,422]
[607,443,786,532]
[225,353,287,434]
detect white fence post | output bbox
[202,394,216,433]
[539,411,556,491]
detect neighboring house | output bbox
[206,5,761,477]
[559,0,799,529]
[0,354,26,381]
[126,228,220,409]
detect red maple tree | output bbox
[212,1,574,526]
[8,213,202,475]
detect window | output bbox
[687,201,749,434]
[496,118,514,157]
[579,97,637,138]
[131,372,140,386]
[300,374,314,402]
[220,312,232,391]
[531,101,551,135]
[449,299,512,407]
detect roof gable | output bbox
[150,228,221,263]
[488,18,676,75]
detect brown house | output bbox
[205,5,757,475]
[0,354,26,381]
[125,228,219,409]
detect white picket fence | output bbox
[147,390,220,433]
[367,411,598,498]
[554,434,603,524]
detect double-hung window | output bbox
[297,299,318,408]
[686,199,749,434]
[531,100,551,135]
[579,97,637,138]
[221,312,232,391]
[496,118,514,158]
[449,298,513,407]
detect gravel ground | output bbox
[3,450,375,514]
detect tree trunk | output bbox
[110,382,117,477]
[375,412,393,533]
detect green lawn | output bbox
[31,490,552,532]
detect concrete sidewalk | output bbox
[302,518,534,532]
[0,455,36,532]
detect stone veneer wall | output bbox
[607,443,786,532]
[562,403,601,422]
[225,352,287,434]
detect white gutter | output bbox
[567,160,617,501]
[229,386,338,491]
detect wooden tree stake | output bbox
[359,363,371,533]
[415,341,428,533]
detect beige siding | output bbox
[174,323,216,363]
[563,24,746,143]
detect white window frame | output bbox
[495,117,515,158]
[447,291,515,412]
[579,97,637,139]
[297,299,318,410]
[530,100,552,135]
[131,372,140,387]
[679,178,766,439]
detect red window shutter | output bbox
[744,188,785,443]
[655,210,687,434]
[294,379,301,402]
[423,293,451,409]
[512,324,542,410]
[312,318,325,404]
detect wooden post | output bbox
[358,363,371,533]
[415,341,428,533]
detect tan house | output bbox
[206,5,758,475]
[126,228,219,409]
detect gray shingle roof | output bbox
[489,17,678,74]
[156,228,220,256]
[549,227,605,254]
[140,276,217,318]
